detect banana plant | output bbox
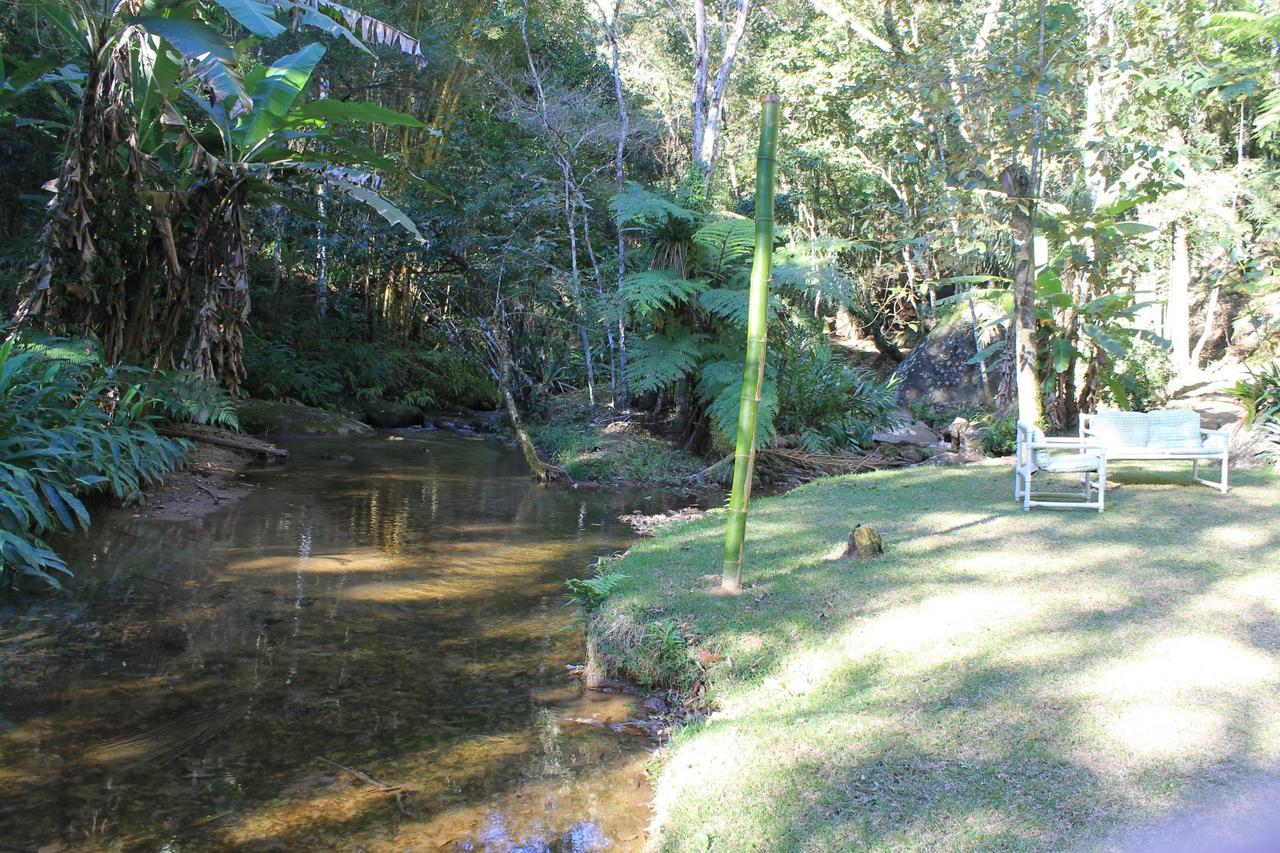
[18,0,428,391]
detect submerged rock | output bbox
[361,399,424,428]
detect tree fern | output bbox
[612,181,699,226]
[622,271,707,318]
[693,217,756,279]
[625,328,705,394]
[697,359,779,448]
[697,287,780,327]
[772,244,857,304]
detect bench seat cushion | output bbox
[1089,412,1151,448]
[1038,453,1103,474]
[1146,409,1203,450]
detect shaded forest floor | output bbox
[527,392,711,488]
[589,462,1280,850]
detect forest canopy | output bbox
[0,0,1276,442]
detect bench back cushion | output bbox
[1146,409,1203,449]
[1089,412,1151,448]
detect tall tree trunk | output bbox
[722,95,779,594]
[1167,220,1191,371]
[1190,284,1220,367]
[1001,164,1042,426]
[315,75,330,316]
[488,318,556,483]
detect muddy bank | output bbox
[134,442,258,521]
[132,428,286,521]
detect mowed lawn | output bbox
[597,463,1280,851]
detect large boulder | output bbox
[236,400,374,438]
[892,304,1005,407]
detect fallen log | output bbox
[157,424,288,460]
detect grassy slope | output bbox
[595,463,1280,851]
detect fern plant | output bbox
[121,369,242,430]
[565,564,628,611]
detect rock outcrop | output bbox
[892,303,1005,407]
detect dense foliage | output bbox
[0,335,195,588]
[0,0,1277,456]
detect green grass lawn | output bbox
[592,462,1280,851]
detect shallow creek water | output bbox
[0,432,688,851]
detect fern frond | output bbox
[772,246,857,304]
[626,328,705,393]
[696,358,778,449]
[697,287,780,326]
[693,217,756,275]
[612,182,699,226]
[1207,10,1280,43]
[622,271,707,318]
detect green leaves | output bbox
[331,180,424,242]
[626,329,705,394]
[211,0,286,37]
[693,218,756,276]
[236,42,327,149]
[0,334,192,589]
[134,16,248,108]
[612,182,698,226]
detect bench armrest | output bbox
[1028,439,1106,455]
[1200,428,1230,451]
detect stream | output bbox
[0,432,688,851]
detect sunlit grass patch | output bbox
[590,464,1280,850]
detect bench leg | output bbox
[1097,458,1106,512]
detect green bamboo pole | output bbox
[721,94,781,593]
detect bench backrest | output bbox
[1084,409,1202,450]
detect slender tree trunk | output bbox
[596,0,631,406]
[489,318,556,483]
[580,207,617,404]
[561,177,597,414]
[689,0,751,187]
[1190,284,1220,367]
[1168,220,1190,371]
[722,95,780,593]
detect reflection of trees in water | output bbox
[0,440,680,849]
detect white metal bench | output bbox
[1015,422,1107,512]
[1080,410,1230,494]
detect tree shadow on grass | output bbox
[632,465,1280,850]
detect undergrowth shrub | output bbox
[0,335,192,589]
[773,342,900,452]
[1104,337,1175,412]
[244,321,498,411]
[565,559,628,611]
[976,412,1018,456]
[1227,359,1280,427]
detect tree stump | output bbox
[848,524,884,559]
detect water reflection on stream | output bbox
[0,432,686,851]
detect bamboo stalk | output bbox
[721,95,781,593]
